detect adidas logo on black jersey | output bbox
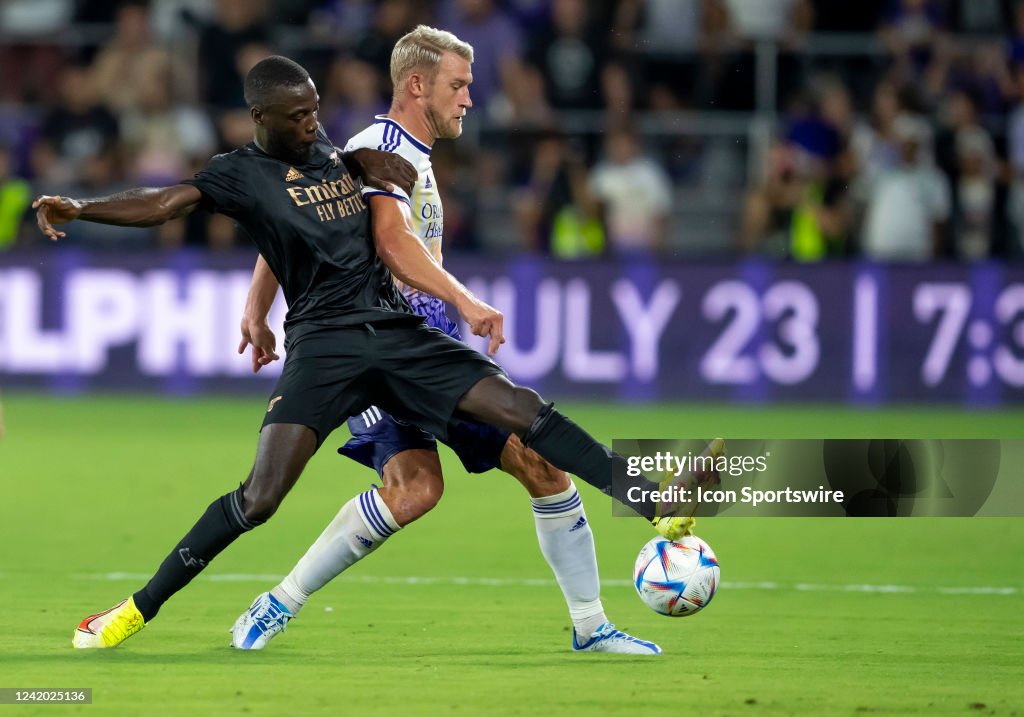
[285,167,304,182]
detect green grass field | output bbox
[0,394,1022,716]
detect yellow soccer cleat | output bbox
[652,515,697,540]
[665,437,725,493]
[653,438,726,527]
[72,597,146,648]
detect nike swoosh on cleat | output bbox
[78,600,126,629]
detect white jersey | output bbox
[346,116,448,326]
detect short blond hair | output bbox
[390,25,474,90]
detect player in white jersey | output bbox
[345,116,451,330]
[230,26,682,655]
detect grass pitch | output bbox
[0,394,1022,716]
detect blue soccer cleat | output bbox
[230,592,294,650]
[572,623,662,655]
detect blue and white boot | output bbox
[572,623,662,654]
[230,592,294,650]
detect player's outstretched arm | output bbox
[32,185,203,240]
[238,255,281,373]
[341,148,418,197]
[370,195,506,356]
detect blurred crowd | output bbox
[1,0,1024,261]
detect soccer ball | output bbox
[633,535,720,617]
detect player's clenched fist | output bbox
[32,195,82,240]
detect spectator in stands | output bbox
[470,149,520,252]
[741,79,852,260]
[514,131,603,257]
[740,141,805,258]
[120,65,216,186]
[965,42,1017,116]
[862,114,951,261]
[121,69,216,250]
[211,40,273,153]
[739,142,850,260]
[935,88,999,259]
[588,125,673,256]
[526,0,607,110]
[321,57,390,145]
[440,0,524,113]
[879,0,950,85]
[489,62,555,129]
[952,126,998,260]
[600,61,634,126]
[851,79,909,199]
[90,2,173,116]
[353,0,421,82]
[198,0,270,109]
[817,77,858,180]
[0,144,32,249]
[38,65,120,186]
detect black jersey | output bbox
[183,134,415,342]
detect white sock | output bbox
[531,481,607,640]
[273,489,400,615]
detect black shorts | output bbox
[261,321,504,447]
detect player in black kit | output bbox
[33,56,670,649]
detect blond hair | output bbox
[390,25,473,90]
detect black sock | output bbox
[522,405,661,520]
[132,487,257,622]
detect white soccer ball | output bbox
[633,534,720,617]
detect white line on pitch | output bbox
[67,572,1020,595]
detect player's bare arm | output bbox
[238,196,507,360]
[32,184,203,239]
[238,256,282,373]
[370,195,506,356]
[31,147,412,241]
